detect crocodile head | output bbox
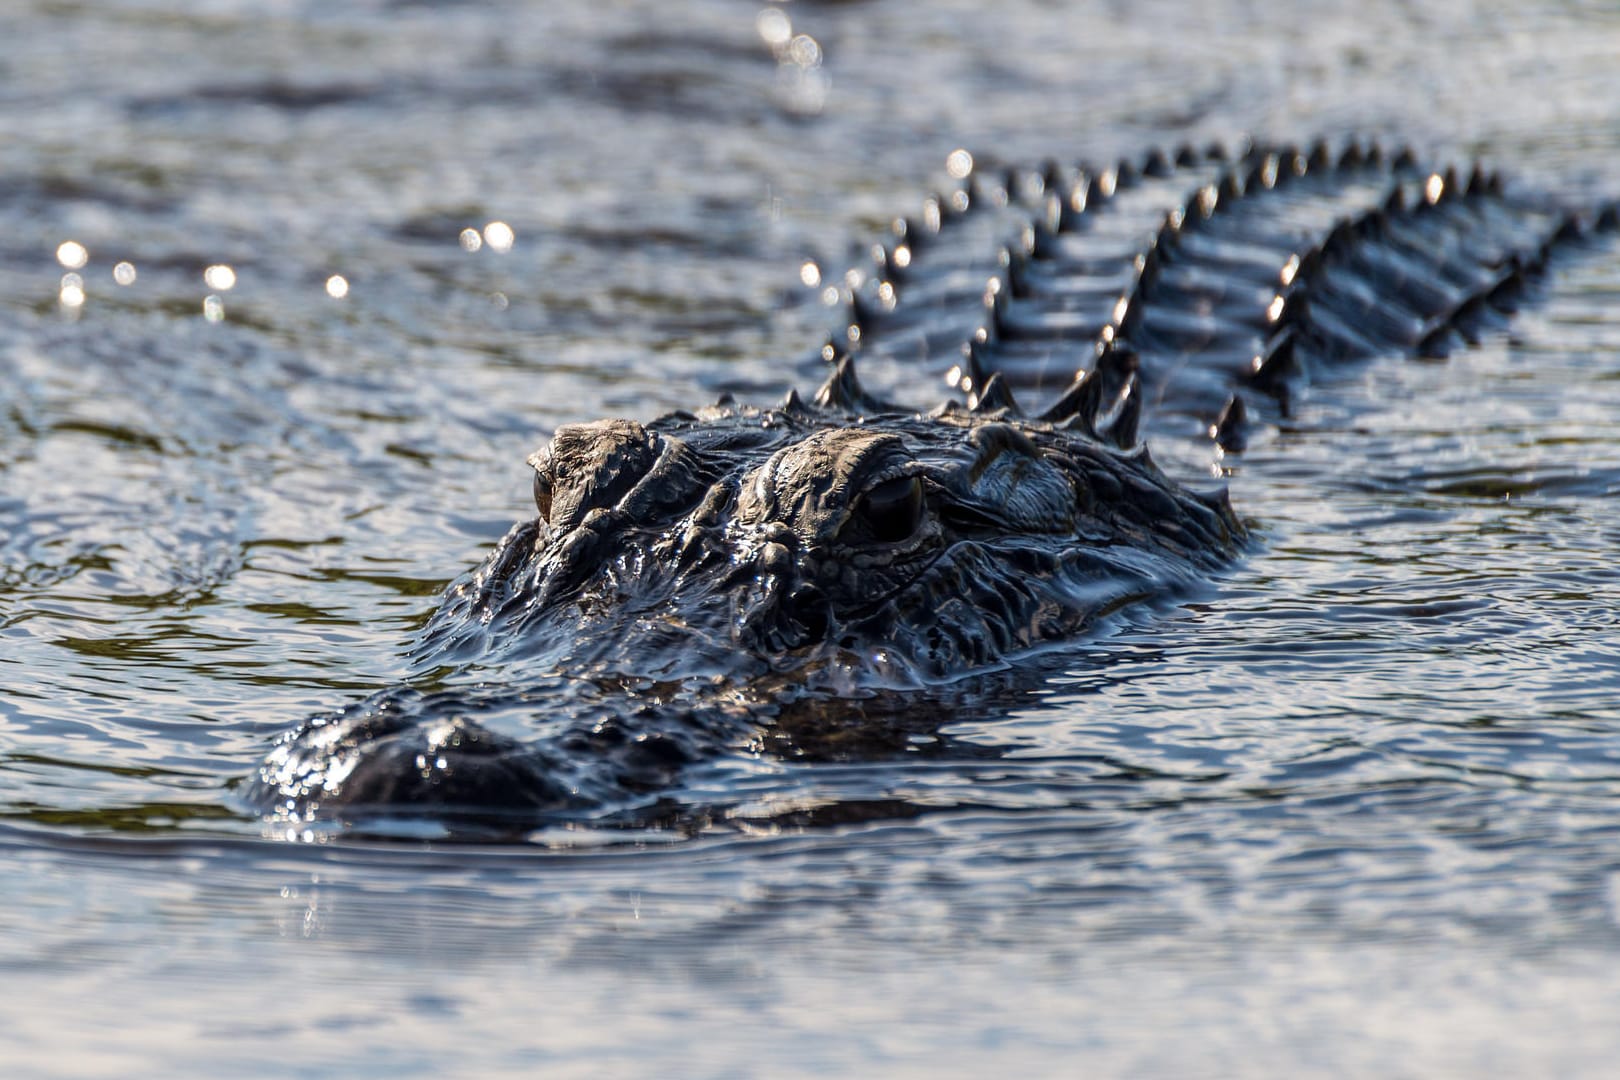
[417,357,1244,684]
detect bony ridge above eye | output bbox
[533,470,553,521]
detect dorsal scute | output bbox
[813,139,1602,466]
[969,372,1022,417]
[814,353,871,412]
[1037,369,1105,438]
[1103,380,1142,449]
[1211,394,1250,452]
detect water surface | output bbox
[4,0,1620,1075]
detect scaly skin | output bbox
[244,138,1616,836]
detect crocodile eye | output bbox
[533,471,553,522]
[855,474,924,543]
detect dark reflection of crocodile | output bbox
[244,138,1616,837]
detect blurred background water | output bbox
[4,0,1620,1075]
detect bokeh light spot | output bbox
[789,34,821,68]
[483,221,515,252]
[56,241,88,269]
[756,8,791,49]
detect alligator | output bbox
[244,138,1618,837]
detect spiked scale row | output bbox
[823,137,1619,449]
[808,348,1145,454]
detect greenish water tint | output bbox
[4,0,1620,1074]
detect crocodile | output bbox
[245,138,1617,836]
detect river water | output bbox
[4,1,1620,1075]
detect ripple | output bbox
[4,0,1620,1072]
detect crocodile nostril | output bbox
[759,541,793,575]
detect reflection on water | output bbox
[3,0,1620,1073]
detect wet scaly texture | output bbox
[5,0,1620,1076]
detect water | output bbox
[3,0,1620,1074]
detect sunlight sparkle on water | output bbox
[58,273,85,309]
[325,275,349,299]
[756,8,791,50]
[760,6,826,113]
[788,34,821,68]
[946,149,974,179]
[113,261,137,285]
[56,240,88,269]
[483,221,515,252]
[799,260,821,287]
[459,228,482,252]
[203,295,224,323]
[204,264,236,291]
